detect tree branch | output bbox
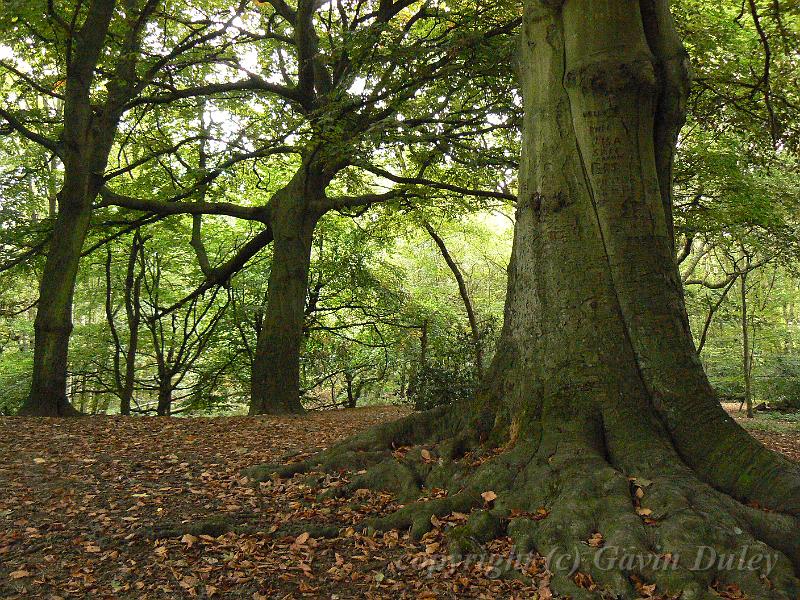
[0,108,61,155]
[311,189,411,213]
[127,76,300,109]
[356,164,516,201]
[98,187,270,221]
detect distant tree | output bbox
[104,231,146,416]
[1,0,270,415]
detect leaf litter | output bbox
[1,406,797,599]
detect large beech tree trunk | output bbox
[490,0,800,509]
[249,172,322,415]
[251,1,800,597]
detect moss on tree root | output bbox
[246,408,800,599]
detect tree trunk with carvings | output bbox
[249,1,800,596]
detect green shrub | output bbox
[761,356,800,412]
[0,351,32,414]
[408,361,478,411]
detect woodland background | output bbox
[0,0,799,417]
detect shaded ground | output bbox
[1,405,797,599]
[724,403,800,463]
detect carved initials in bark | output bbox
[250,1,800,597]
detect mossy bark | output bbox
[22,201,91,417]
[248,168,324,416]
[248,1,800,597]
[19,0,118,417]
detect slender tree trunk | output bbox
[696,275,737,356]
[741,270,754,417]
[249,176,321,415]
[423,222,483,374]
[419,320,428,369]
[398,360,407,400]
[78,372,88,414]
[120,234,144,416]
[406,319,428,401]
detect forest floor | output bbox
[0,405,798,600]
[723,403,800,462]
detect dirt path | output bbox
[1,406,798,599]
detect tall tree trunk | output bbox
[21,185,95,416]
[741,269,754,418]
[249,177,321,415]
[406,319,428,400]
[121,234,144,416]
[253,2,800,596]
[78,372,88,414]
[105,233,144,416]
[18,0,117,416]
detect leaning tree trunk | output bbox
[249,180,320,416]
[249,1,800,597]
[423,222,483,375]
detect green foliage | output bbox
[761,356,800,412]
[408,362,478,412]
[407,328,481,412]
[0,349,31,414]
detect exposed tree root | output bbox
[143,513,260,539]
[247,407,800,599]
